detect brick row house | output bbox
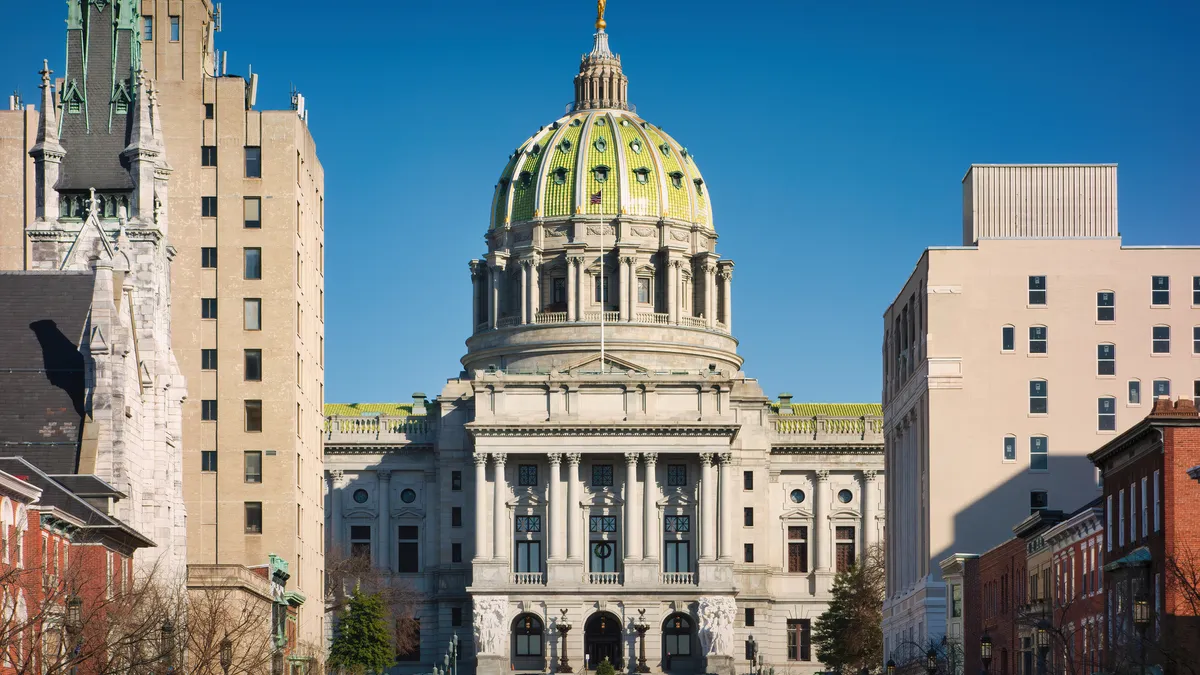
[940,397,1199,675]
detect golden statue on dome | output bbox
[596,0,607,30]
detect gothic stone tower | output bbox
[25,0,186,576]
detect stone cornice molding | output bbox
[770,445,884,455]
[466,423,739,439]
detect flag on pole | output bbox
[590,191,602,204]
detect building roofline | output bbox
[1088,398,1200,466]
[0,469,43,502]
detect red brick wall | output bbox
[1161,425,1200,669]
[976,538,1028,675]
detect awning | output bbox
[1103,546,1151,572]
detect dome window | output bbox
[694,178,704,195]
[634,168,651,185]
[659,143,671,156]
[681,148,690,162]
[669,171,685,190]
[629,139,642,154]
[571,118,583,127]
[558,138,573,153]
[620,119,630,126]
[499,178,510,190]
[593,136,608,153]
[518,171,533,188]
[595,117,606,126]
[530,143,542,156]
[551,167,569,186]
[592,165,611,183]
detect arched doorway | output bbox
[662,613,696,674]
[511,613,546,672]
[584,611,623,669]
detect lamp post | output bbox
[980,635,993,675]
[160,618,175,674]
[219,637,233,675]
[65,594,82,675]
[926,648,938,675]
[634,610,651,673]
[450,632,461,675]
[557,609,574,673]
[1035,623,1050,675]
[887,659,896,675]
[1133,596,1151,675]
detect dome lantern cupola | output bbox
[573,1,629,111]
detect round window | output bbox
[838,489,853,503]
[400,488,417,504]
[352,489,368,504]
[790,489,805,504]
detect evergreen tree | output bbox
[814,544,885,673]
[329,588,395,675]
[596,657,617,675]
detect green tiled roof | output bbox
[325,403,415,417]
[770,402,883,417]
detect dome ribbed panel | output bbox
[613,117,658,217]
[584,117,619,215]
[543,119,585,218]
[640,124,690,221]
[509,132,553,222]
[490,153,521,229]
[657,127,710,228]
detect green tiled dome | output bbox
[490,111,711,230]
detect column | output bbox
[519,260,530,324]
[862,470,877,550]
[717,453,734,561]
[718,266,733,331]
[549,453,565,560]
[666,259,678,324]
[566,453,582,560]
[566,257,579,321]
[488,264,500,328]
[328,470,344,555]
[492,453,509,561]
[618,255,630,321]
[705,264,716,329]
[626,257,637,322]
[470,261,484,328]
[624,453,643,560]
[814,470,830,571]
[643,453,659,560]
[424,470,439,569]
[700,453,717,561]
[530,256,541,320]
[473,453,489,559]
[378,470,392,572]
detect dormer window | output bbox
[115,101,128,115]
[68,100,81,114]
[595,117,606,126]
[669,171,684,189]
[558,138,573,153]
[530,143,542,156]
[593,136,608,153]
[620,119,630,126]
[634,167,651,185]
[552,167,569,185]
[592,165,610,183]
[659,143,671,156]
[694,178,704,195]
[517,171,532,188]
[629,139,642,154]
[498,178,510,190]
[571,118,583,127]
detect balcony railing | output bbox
[535,312,568,324]
[679,316,706,329]
[770,415,884,445]
[588,572,622,585]
[476,311,730,336]
[512,572,545,585]
[581,310,621,323]
[324,415,436,445]
[661,572,695,585]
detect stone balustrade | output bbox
[588,572,622,585]
[661,572,695,585]
[511,572,545,585]
[770,415,885,445]
[324,415,436,446]
[474,310,729,335]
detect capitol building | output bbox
[324,8,884,675]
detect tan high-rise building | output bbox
[881,164,1199,664]
[136,0,326,647]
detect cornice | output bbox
[466,422,739,439]
[770,445,884,455]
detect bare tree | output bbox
[325,547,423,658]
[184,583,279,675]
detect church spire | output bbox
[572,1,630,111]
[29,60,66,221]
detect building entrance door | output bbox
[584,611,623,669]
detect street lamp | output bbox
[219,637,233,675]
[634,609,651,674]
[160,618,175,673]
[1035,623,1050,675]
[557,609,574,673]
[887,659,896,675]
[926,648,938,675]
[980,635,993,675]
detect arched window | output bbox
[663,614,692,656]
[514,614,544,656]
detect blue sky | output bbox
[3,1,1197,404]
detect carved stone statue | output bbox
[697,596,736,656]
[473,595,509,655]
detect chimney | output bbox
[1149,396,1199,419]
[411,392,427,416]
[778,393,793,414]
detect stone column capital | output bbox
[329,470,346,487]
[547,452,563,466]
[862,470,878,482]
[567,254,585,266]
[718,452,735,465]
[473,453,489,467]
[492,452,508,466]
[815,469,830,482]
[566,452,583,466]
[378,469,393,482]
[699,452,717,466]
[621,255,637,266]
[624,452,640,465]
[642,452,658,465]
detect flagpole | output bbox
[599,210,605,375]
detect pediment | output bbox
[508,487,545,508]
[656,487,695,507]
[584,488,624,507]
[780,507,814,520]
[830,507,861,519]
[561,352,648,374]
[62,212,115,271]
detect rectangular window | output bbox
[201,247,217,268]
[244,349,262,381]
[743,470,753,490]
[201,298,217,319]
[1153,379,1171,397]
[590,540,618,572]
[142,16,153,40]
[551,277,566,305]
[594,275,610,303]
[515,516,542,533]
[637,277,650,304]
[743,507,754,527]
[663,540,690,574]
[787,619,812,661]
[1098,344,1115,375]
[835,526,856,571]
[951,583,963,617]
[518,464,538,486]
[1153,325,1171,353]
[200,450,217,472]
[743,543,754,563]
[1194,326,1200,354]
[204,102,214,119]
[745,608,755,627]
[1030,436,1048,471]
[1002,325,1015,351]
[451,607,463,626]
[1141,476,1149,539]
[243,197,261,228]
[169,16,180,41]
[244,502,263,534]
[201,400,217,421]
[1098,397,1116,431]
[451,507,462,527]
[1130,482,1138,543]
[244,451,262,483]
[244,248,262,279]
[201,196,217,217]
[667,464,687,486]
[1028,276,1046,305]
[591,464,614,487]
[396,620,421,661]
[201,349,217,370]
[201,146,217,167]
[1129,380,1142,405]
[397,526,420,573]
[1029,326,1048,354]
[1107,495,1114,551]
[451,543,462,564]
[1003,436,1017,461]
[244,400,262,432]
[1031,490,1049,513]
[1029,380,1048,414]
[664,515,690,532]
[451,470,462,491]
[514,541,541,573]
[1119,489,1126,546]
[1152,276,1170,306]
[1097,291,1115,321]
[245,147,262,178]
[589,516,617,532]
[1194,276,1200,305]
[349,525,371,558]
[1153,470,1161,532]
[244,298,261,330]
[787,526,808,573]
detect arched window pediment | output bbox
[829,507,861,519]
[780,507,814,520]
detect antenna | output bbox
[246,68,258,109]
[213,3,223,32]
[220,51,227,76]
